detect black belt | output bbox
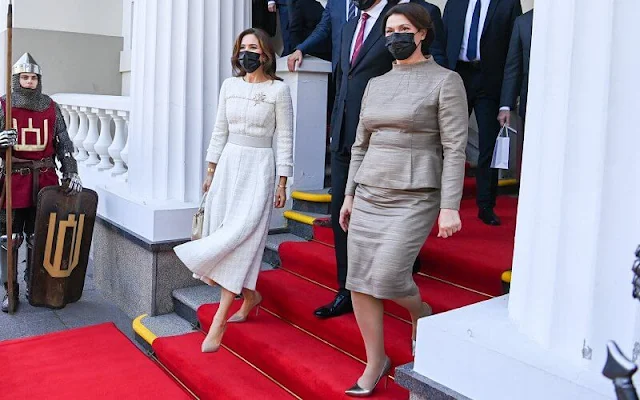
[2,157,56,206]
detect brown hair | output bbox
[231,28,282,81]
[382,3,435,55]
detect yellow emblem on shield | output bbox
[43,213,85,278]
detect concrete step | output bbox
[283,210,330,240]
[172,262,275,326]
[264,232,305,267]
[133,312,195,352]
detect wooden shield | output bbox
[28,186,98,309]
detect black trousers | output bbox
[0,207,36,236]
[330,151,350,292]
[456,62,501,210]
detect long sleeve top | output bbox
[206,77,294,177]
[345,58,468,210]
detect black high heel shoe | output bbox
[345,357,392,397]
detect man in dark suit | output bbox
[287,0,361,74]
[402,0,448,67]
[269,0,294,55]
[314,0,397,319]
[253,0,277,37]
[498,9,533,127]
[443,0,522,226]
[288,0,331,61]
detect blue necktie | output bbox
[466,0,481,61]
[348,1,359,21]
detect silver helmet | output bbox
[12,52,41,76]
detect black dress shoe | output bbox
[478,208,501,226]
[314,291,353,319]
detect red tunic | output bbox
[1,99,60,209]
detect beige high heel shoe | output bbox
[412,302,433,356]
[227,292,263,323]
[201,323,227,353]
[345,357,392,397]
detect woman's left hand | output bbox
[274,186,287,208]
[437,209,462,238]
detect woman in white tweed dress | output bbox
[174,28,293,353]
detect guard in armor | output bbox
[0,53,81,313]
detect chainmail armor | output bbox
[0,73,78,175]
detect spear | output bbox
[5,0,14,313]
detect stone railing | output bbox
[51,94,131,182]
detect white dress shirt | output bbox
[458,0,491,62]
[350,0,388,60]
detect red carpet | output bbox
[153,332,294,399]
[197,301,408,400]
[148,174,516,398]
[0,323,191,399]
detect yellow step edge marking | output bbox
[283,210,317,226]
[292,179,517,205]
[133,314,157,345]
[501,270,512,283]
[291,191,332,203]
[498,178,518,187]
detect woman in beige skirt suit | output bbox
[339,4,468,397]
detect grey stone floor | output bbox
[0,249,133,342]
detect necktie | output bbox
[351,13,370,64]
[466,0,481,61]
[348,1,358,21]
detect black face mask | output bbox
[353,0,377,10]
[385,33,418,60]
[239,51,262,73]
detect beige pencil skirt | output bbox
[346,184,440,300]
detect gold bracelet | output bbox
[207,167,215,174]
[278,184,286,188]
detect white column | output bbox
[128,0,251,203]
[411,1,640,399]
[508,0,640,370]
[83,108,101,166]
[60,106,70,128]
[108,110,128,176]
[95,111,114,170]
[74,107,89,161]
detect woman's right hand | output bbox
[202,174,213,193]
[339,196,354,232]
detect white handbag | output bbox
[191,193,207,240]
[491,125,517,170]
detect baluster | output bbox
[108,110,127,176]
[83,108,101,166]
[67,107,79,146]
[120,113,130,181]
[95,110,114,170]
[74,107,89,161]
[60,105,70,128]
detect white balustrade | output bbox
[83,108,101,166]
[94,111,113,170]
[108,110,128,175]
[60,107,70,128]
[74,107,89,160]
[50,94,131,188]
[66,106,79,145]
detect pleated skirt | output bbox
[174,142,275,295]
[346,184,440,299]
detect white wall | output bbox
[0,0,122,36]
